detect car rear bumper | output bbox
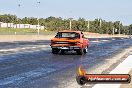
[51,46,81,50]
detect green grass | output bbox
[0,28,56,35]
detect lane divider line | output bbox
[0,45,50,52]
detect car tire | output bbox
[77,49,83,55]
[83,46,88,53]
[60,50,65,55]
[52,48,60,54]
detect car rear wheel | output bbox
[60,50,65,55]
[77,49,83,55]
[52,48,60,54]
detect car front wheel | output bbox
[83,46,88,53]
[76,49,83,55]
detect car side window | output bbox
[55,32,61,38]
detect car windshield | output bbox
[55,32,80,38]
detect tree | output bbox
[0,14,130,34]
[128,24,132,35]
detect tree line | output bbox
[0,14,132,35]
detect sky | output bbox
[0,0,132,25]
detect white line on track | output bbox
[91,39,110,43]
[112,39,116,40]
[91,41,100,43]
[100,40,109,42]
[0,45,50,52]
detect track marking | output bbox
[112,39,116,40]
[91,41,100,43]
[0,45,50,52]
[101,40,109,42]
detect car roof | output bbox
[58,30,81,34]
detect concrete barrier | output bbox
[0,34,128,42]
[0,35,55,42]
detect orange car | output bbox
[50,30,89,55]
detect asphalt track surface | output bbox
[0,38,131,88]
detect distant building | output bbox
[0,22,45,30]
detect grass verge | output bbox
[0,28,56,35]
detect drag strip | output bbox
[0,38,124,54]
[0,38,131,88]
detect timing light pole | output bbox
[87,20,90,32]
[119,21,120,36]
[18,2,21,29]
[37,18,40,35]
[37,1,40,35]
[69,18,73,30]
[113,27,115,35]
[99,19,102,34]
[15,0,21,35]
